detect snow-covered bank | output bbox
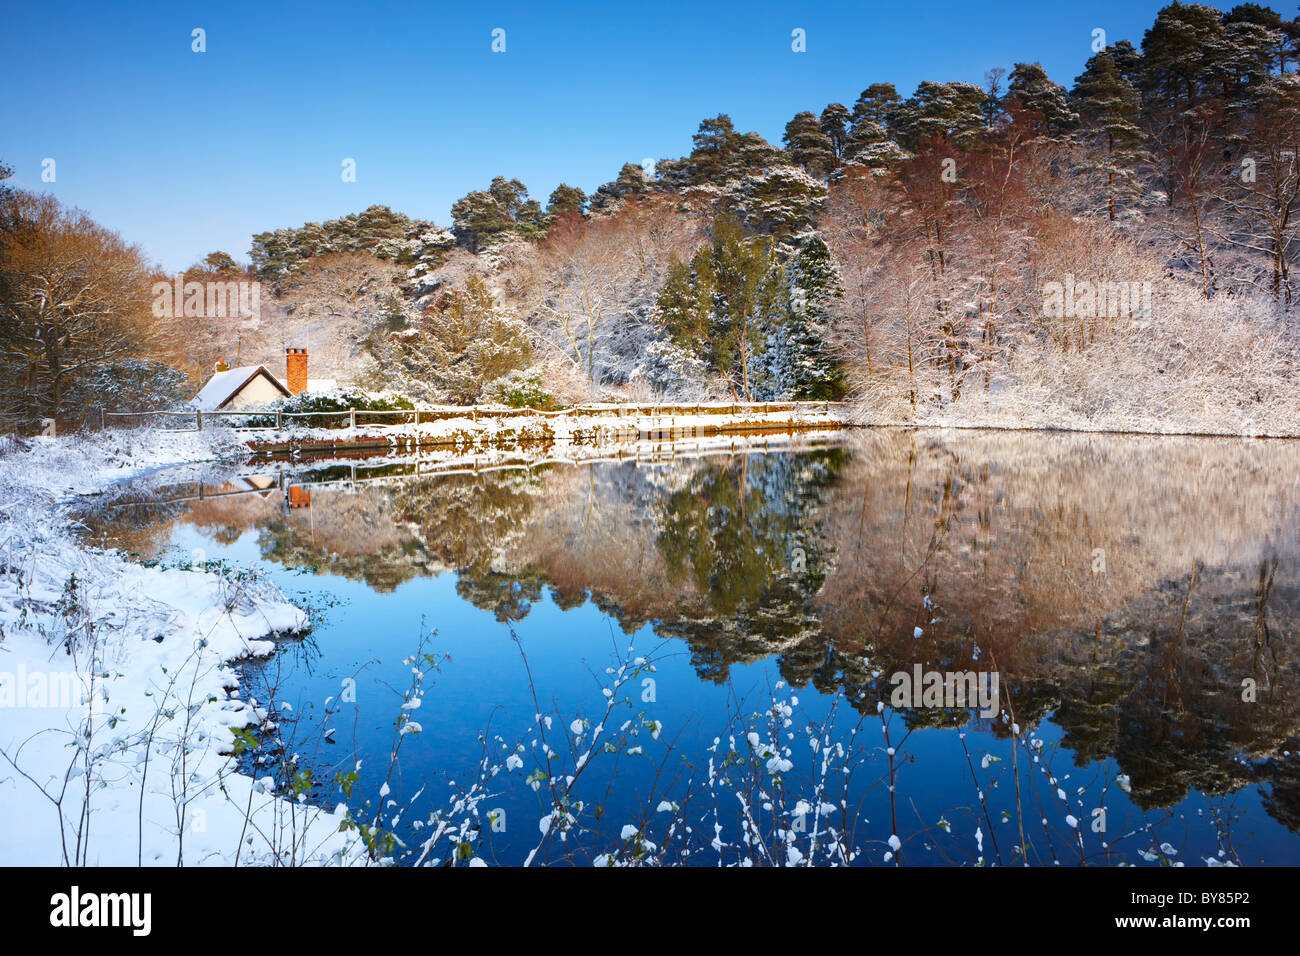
[846,304,1300,438]
[0,430,364,865]
[851,401,1300,438]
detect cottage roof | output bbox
[191,366,291,411]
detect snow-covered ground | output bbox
[0,429,365,865]
[235,401,849,449]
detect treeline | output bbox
[3,3,1299,431]
[376,1,1300,409]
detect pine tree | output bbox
[1108,39,1145,85]
[729,132,783,178]
[652,217,786,399]
[756,235,846,400]
[850,83,902,129]
[783,111,837,177]
[1007,62,1078,136]
[1282,12,1300,73]
[723,165,827,239]
[1205,19,1283,113]
[656,255,710,347]
[1072,50,1146,219]
[687,115,743,185]
[450,177,544,252]
[546,183,587,217]
[202,251,241,275]
[387,274,531,403]
[890,81,989,150]
[819,103,852,161]
[589,163,651,211]
[1138,2,1226,106]
[843,119,909,168]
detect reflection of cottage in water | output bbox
[217,475,278,497]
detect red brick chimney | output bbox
[285,348,308,396]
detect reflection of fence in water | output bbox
[100,400,848,434]
[97,431,850,510]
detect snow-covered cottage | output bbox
[192,348,334,411]
[192,365,291,411]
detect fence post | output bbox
[276,410,282,430]
[100,407,106,431]
[350,409,356,430]
[196,410,203,432]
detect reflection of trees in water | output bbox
[1042,555,1296,815]
[256,489,434,593]
[455,570,546,622]
[650,450,846,681]
[809,432,1300,829]
[78,498,195,559]
[250,469,545,600]
[1261,746,1300,834]
[393,469,542,572]
[391,469,546,620]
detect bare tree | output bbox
[0,191,155,429]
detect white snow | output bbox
[0,430,365,865]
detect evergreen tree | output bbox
[450,176,544,252]
[1222,3,1292,73]
[1138,2,1226,106]
[782,111,837,176]
[546,183,587,217]
[1108,39,1146,86]
[202,251,241,275]
[755,235,846,400]
[1007,62,1078,136]
[1205,19,1284,112]
[729,132,783,177]
[819,103,852,161]
[655,255,711,346]
[653,217,786,399]
[249,204,453,279]
[687,114,743,184]
[589,163,651,211]
[843,119,909,168]
[1282,12,1300,73]
[850,83,902,129]
[723,165,827,238]
[1073,49,1146,219]
[385,274,531,403]
[890,81,989,150]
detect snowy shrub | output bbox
[483,370,555,409]
[629,338,713,398]
[67,359,192,415]
[248,387,414,428]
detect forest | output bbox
[2,1,1299,435]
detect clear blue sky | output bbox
[2,0,1244,271]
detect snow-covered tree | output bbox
[783,111,837,177]
[1072,49,1146,220]
[450,177,545,253]
[753,235,846,400]
[375,274,531,403]
[819,103,852,162]
[1007,62,1078,137]
[722,165,828,239]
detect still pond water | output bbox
[83,430,1300,866]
